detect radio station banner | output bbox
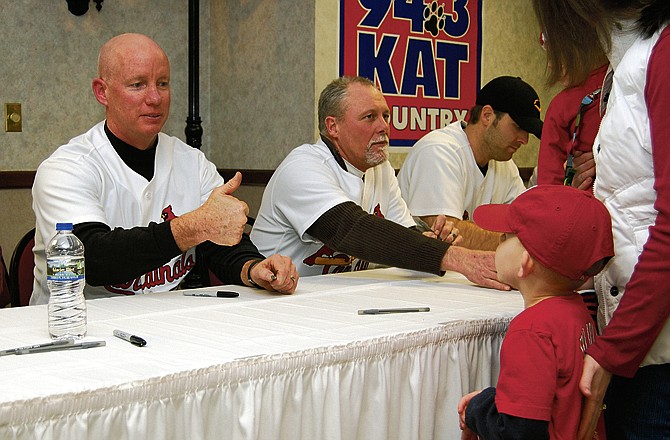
[339,0,482,147]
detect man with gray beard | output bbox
[251,76,509,290]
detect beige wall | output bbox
[208,1,316,169]
[0,0,559,261]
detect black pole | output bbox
[183,0,208,288]
[185,0,203,149]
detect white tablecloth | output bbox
[0,268,523,440]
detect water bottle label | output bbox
[47,260,85,281]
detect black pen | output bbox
[183,291,240,298]
[358,307,431,315]
[20,340,106,354]
[113,329,147,347]
[0,338,75,356]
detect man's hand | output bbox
[171,172,249,251]
[422,214,462,245]
[420,215,500,251]
[199,172,249,246]
[578,355,612,440]
[571,151,596,190]
[245,254,299,294]
[442,246,510,290]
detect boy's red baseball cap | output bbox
[472,185,614,280]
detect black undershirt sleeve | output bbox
[201,233,265,285]
[74,221,264,286]
[464,387,550,440]
[306,201,449,275]
[73,221,180,286]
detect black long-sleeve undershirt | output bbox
[464,387,549,440]
[73,221,263,287]
[306,201,449,275]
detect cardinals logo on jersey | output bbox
[105,252,196,295]
[104,204,192,295]
[161,205,177,222]
[373,203,384,218]
[303,245,355,275]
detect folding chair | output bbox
[0,246,10,308]
[9,228,35,307]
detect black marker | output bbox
[113,329,147,347]
[183,291,240,298]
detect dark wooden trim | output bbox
[0,167,535,190]
[0,171,36,189]
[219,169,276,186]
[0,170,276,189]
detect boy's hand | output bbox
[458,390,481,432]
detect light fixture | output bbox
[67,0,104,16]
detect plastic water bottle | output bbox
[46,223,87,339]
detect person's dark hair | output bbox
[318,76,375,137]
[636,0,670,37]
[599,0,670,36]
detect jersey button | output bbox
[609,286,619,297]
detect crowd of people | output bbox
[30,0,670,435]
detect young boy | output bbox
[457,185,614,439]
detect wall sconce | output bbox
[67,0,104,16]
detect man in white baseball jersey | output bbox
[31,33,298,304]
[250,76,509,290]
[398,76,543,251]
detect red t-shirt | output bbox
[496,295,595,439]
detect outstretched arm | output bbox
[307,202,509,290]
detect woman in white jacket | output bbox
[533,1,670,439]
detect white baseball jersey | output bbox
[398,121,525,220]
[250,138,416,277]
[31,121,223,304]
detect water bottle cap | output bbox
[55,223,74,231]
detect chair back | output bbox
[9,228,35,307]
[0,247,10,308]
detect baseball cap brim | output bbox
[472,204,514,233]
[510,115,543,139]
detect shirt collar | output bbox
[320,134,347,171]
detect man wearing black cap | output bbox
[398,76,543,251]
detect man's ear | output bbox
[324,115,339,139]
[518,250,535,279]
[92,78,108,106]
[481,105,495,126]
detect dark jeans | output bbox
[605,363,670,439]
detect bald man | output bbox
[31,33,298,305]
